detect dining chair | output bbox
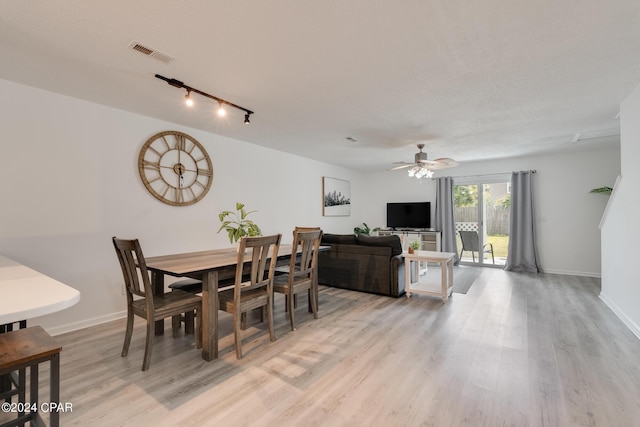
[218,234,282,359]
[112,237,203,371]
[273,228,322,331]
[459,230,495,264]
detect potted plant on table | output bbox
[408,240,421,254]
[217,202,262,250]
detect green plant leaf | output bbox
[590,187,613,195]
[218,202,261,243]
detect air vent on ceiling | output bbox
[128,41,174,63]
[571,127,620,143]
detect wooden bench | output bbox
[0,326,61,427]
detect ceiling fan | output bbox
[389,144,459,179]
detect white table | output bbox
[403,250,456,302]
[0,255,81,325]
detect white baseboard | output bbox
[47,311,127,336]
[599,293,640,341]
[540,268,601,278]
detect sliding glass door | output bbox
[454,179,510,266]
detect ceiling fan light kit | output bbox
[390,144,460,180]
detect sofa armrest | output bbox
[390,254,406,297]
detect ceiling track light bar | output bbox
[155,74,254,122]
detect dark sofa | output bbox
[318,233,407,297]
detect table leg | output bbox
[441,260,448,302]
[201,270,218,361]
[448,258,454,295]
[405,259,412,298]
[152,271,165,335]
[50,353,60,427]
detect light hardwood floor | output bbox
[5,269,640,426]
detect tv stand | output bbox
[378,229,441,252]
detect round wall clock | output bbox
[138,130,214,206]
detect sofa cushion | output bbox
[322,233,358,245]
[356,235,403,256]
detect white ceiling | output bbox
[1,1,638,171]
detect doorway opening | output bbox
[453,180,510,266]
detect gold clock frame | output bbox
[138,131,213,206]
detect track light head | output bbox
[244,114,251,124]
[217,101,226,117]
[184,90,193,107]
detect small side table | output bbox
[403,250,456,302]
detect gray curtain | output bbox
[434,176,459,263]
[504,171,540,272]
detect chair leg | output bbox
[234,309,243,359]
[241,312,247,330]
[142,319,154,371]
[185,311,195,335]
[267,297,275,342]
[172,315,180,338]
[121,309,134,357]
[310,286,318,320]
[288,291,296,331]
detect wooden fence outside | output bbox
[454,206,510,235]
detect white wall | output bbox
[0,77,623,335]
[0,79,362,334]
[600,82,640,339]
[361,147,621,276]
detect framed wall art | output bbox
[322,177,351,216]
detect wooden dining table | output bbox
[144,244,319,361]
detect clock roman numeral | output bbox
[149,146,163,157]
[143,160,160,171]
[161,185,171,199]
[174,134,186,151]
[197,168,212,177]
[160,136,171,151]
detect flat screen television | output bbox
[386,202,431,229]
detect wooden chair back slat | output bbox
[112,237,152,299]
[235,234,282,298]
[288,228,322,281]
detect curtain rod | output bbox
[448,170,536,179]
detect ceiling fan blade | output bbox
[429,158,460,170]
[389,163,414,171]
[416,159,441,166]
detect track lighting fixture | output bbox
[155,74,254,124]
